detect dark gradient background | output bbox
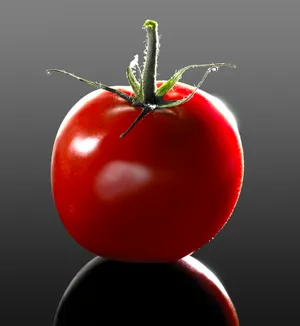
[0,0,299,325]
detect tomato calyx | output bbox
[46,19,236,138]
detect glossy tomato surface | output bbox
[51,81,244,262]
[54,255,239,326]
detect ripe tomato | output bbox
[51,81,243,262]
[54,255,239,325]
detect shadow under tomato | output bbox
[53,256,238,326]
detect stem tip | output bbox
[143,20,158,29]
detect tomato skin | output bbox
[51,81,243,262]
[54,255,239,326]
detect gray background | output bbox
[0,0,299,325]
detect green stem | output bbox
[142,20,159,104]
[46,19,236,139]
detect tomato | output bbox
[51,80,243,262]
[49,19,243,262]
[54,255,239,325]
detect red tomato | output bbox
[51,81,243,262]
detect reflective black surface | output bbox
[54,256,232,325]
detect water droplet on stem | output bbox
[211,66,219,72]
